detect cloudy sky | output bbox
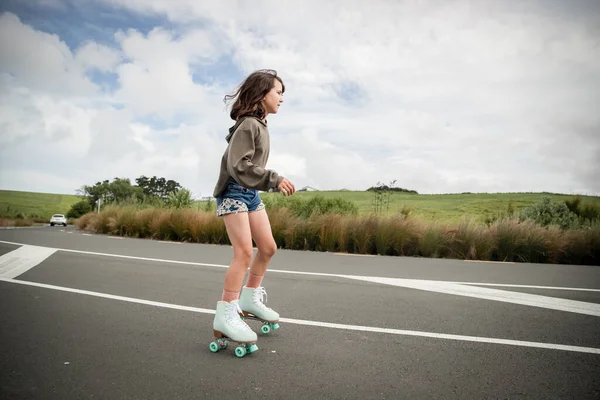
[1,0,599,198]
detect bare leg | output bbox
[246,209,277,286]
[237,209,280,326]
[222,212,254,296]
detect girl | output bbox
[210,69,295,355]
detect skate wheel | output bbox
[261,324,271,334]
[235,346,247,358]
[209,341,220,353]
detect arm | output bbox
[226,123,283,191]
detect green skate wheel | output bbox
[247,343,259,353]
[209,342,220,353]
[261,324,271,334]
[235,346,247,358]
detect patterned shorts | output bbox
[216,179,265,217]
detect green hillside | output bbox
[0,190,81,219]
[258,190,600,223]
[2,188,598,224]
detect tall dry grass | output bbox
[0,218,34,227]
[75,207,600,265]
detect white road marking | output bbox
[0,239,591,288]
[453,282,600,292]
[0,239,598,316]
[333,253,375,257]
[464,260,515,264]
[343,276,600,317]
[1,277,598,355]
[0,226,44,230]
[0,245,57,279]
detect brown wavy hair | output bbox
[224,69,285,121]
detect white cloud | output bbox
[0,12,97,96]
[111,27,227,119]
[1,1,599,197]
[75,41,121,73]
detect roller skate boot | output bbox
[209,300,258,358]
[239,286,280,335]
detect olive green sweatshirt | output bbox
[212,116,284,198]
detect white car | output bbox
[50,214,67,226]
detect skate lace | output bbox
[253,287,271,310]
[226,302,248,330]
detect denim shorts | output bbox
[216,178,265,217]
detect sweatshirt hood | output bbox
[225,116,267,143]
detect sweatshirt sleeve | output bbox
[226,122,283,191]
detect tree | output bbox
[367,182,418,194]
[370,180,399,215]
[79,179,110,209]
[136,175,182,200]
[78,176,184,210]
[108,178,143,203]
[79,178,142,209]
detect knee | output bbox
[234,246,254,265]
[259,241,277,259]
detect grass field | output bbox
[0,190,81,219]
[257,190,600,223]
[2,189,599,224]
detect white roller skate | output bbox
[239,286,280,335]
[209,300,258,358]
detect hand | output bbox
[278,178,295,196]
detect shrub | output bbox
[519,196,579,229]
[374,216,398,255]
[448,218,483,260]
[348,215,379,254]
[134,208,163,239]
[90,206,121,234]
[77,204,600,266]
[266,208,294,249]
[565,195,600,223]
[315,214,348,252]
[561,222,600,265]
[419,224,452,258]
[67,200,92,219]
[375,215,420,256]
[492,219,530,262]
[490,218,567,263]
[75,212,96,231]
[166,188,193,209]
[389,216,420,256]
[14,218,33,227]
[564,196,581,215]
[580,203,600,222]
[108,207,139,237]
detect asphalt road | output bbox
[1,225,599,399]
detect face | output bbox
[262,79,284,115]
